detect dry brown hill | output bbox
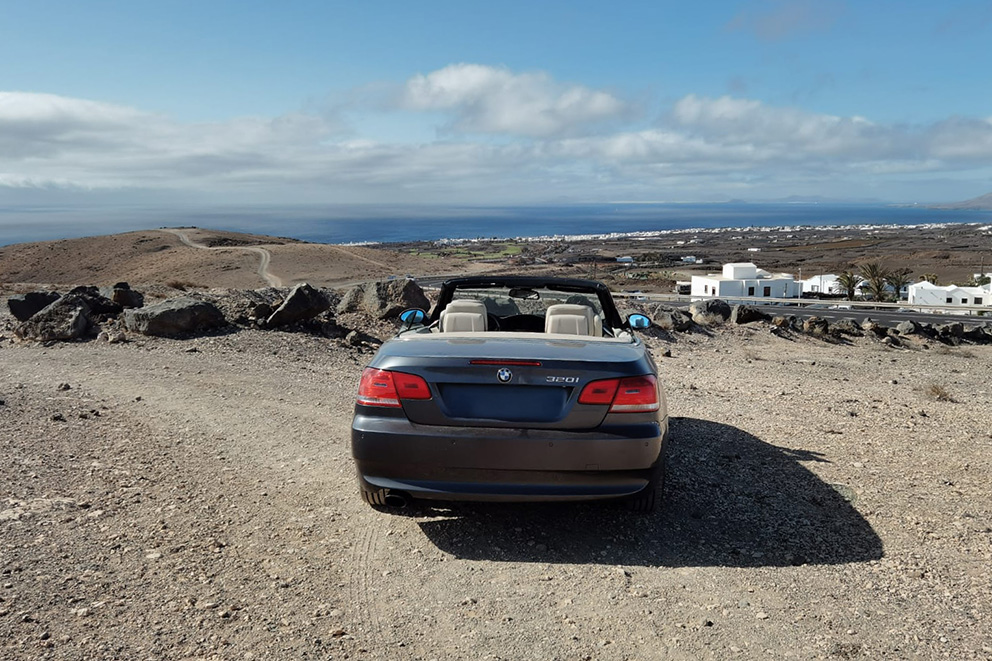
[0,228,470,290]
[931,191,992,210]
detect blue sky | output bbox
[2,0,992,207]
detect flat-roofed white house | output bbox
[691,262,799,300]
[799,274,904,298]
[907,280,991,312]
[801,274,843,295]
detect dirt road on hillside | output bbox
[1,326,990,659]
[161,228,283,287]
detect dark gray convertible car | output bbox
[350,276,669,511]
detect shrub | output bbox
[927,384,955,402]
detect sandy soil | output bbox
[1,313,990,659]
[1,227,990,659]
[382,222,992,295]
[0,228,472,292]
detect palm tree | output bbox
[835,270,862,300]
[886,268,913,301]
[921,273,939,285]
[858,261,891,302]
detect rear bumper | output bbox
[351,414,667,502]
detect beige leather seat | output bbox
[439,299,488,332]
[544,304,603,336]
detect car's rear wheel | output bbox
[625,484,657,513]
[360,487,389,508]
[625,461,665,513]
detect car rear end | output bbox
[351,333,668,508]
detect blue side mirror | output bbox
[628,313,651,330]
[400,308,427,326]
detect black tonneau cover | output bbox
[430,276,626,330]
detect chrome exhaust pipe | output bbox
[383,490,409,508]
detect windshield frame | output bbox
[430,276,626,330]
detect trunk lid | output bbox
[370,333,654,429]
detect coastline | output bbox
[423,220,992,248]
[5,202,992,248]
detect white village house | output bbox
[799,274,907,299]
[907,280,992,312]
[691,262,799,300]
[801,274,843,295]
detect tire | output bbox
[625,460,666,513]
[360,487,388,508]
[625,483,657,513]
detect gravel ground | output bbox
[1,316,990,660]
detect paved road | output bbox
[160,228,283,287]
[743,304,983,327]
[640,299,983,328]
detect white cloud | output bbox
[926,117,992,159]
[3,86,992,205]
[666,94,943,165]
[400,64,627,137]
[670,94,887,157]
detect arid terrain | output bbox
[0,228,478,291]
[1,228,991,660]
[387,221,992,294]
[4,222,992,296]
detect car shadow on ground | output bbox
[413,417,883,568]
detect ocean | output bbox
[2,203,992,247]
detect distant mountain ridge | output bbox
[931,192,992,210]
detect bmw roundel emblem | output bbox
[496,368,513,383]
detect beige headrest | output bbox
[545,303,602,336]
[440,299,488,332]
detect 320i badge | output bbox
[350,276,669,512]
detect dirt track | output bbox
[160,229,284,287]
[2,320,990,660]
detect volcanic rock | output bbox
[337,279,430,320]
[651,304,692,331]
[7,291,61,321]
[265,283,331,327]
[100,282,144,309]
[64,286,122,316]
[730,305,767,325]
[123,298,226,337]
[14,297,91,342]
[689,299,731,326]
[803,316,829,336]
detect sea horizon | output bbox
[2,202,992,248]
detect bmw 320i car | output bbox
[350,276,669,512]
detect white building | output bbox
[801,274,843,295]
[908,280,991,312]
[691,262,799,300]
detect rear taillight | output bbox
[357,368,431,407]
[392,372,432,400]
[609,375,659,412]
[579,375,659,413]
[578,378,619,405]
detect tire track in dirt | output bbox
[348,514,391,655]
[327,245,392,270]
